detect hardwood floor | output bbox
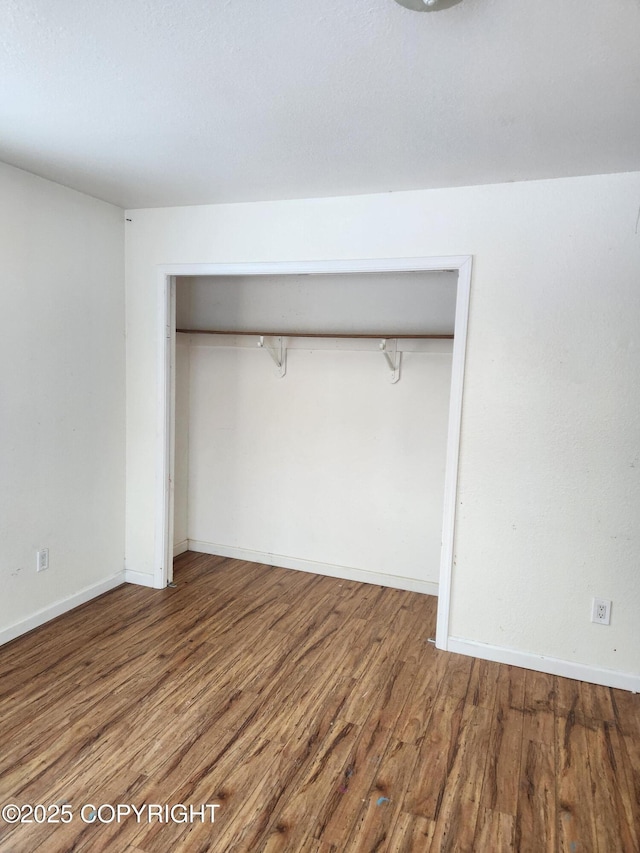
[0,552,638,852]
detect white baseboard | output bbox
[187,540,439,596]
[124,569,158,588]
[173,539,189,557]
[0,572,126,648]
[447,637,639,694]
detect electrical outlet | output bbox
[591,597,611,625]
[36,548,49,573]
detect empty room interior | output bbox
[1,1,639,851]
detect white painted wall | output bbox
[0,162,125,642]
[174,334,190,553]
[179,335,451,591]
[125,171,640,684]
[176,271,457,334]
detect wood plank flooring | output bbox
[0,551,638,852]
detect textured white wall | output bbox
[0,162,125,636]
[125,171,640,679]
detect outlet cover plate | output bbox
[591,597,611,625]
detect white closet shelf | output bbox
[176,329,453,339]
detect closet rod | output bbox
[176,329,453,339]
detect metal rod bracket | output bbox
[257,335,287,377]
[380,339,401,383]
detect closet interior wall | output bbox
[174,272,456,593]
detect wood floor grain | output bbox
[0,551,638,852]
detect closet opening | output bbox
[155,257,472,650]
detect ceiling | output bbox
[2,0,639,210]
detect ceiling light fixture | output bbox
[393,0,463,11]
